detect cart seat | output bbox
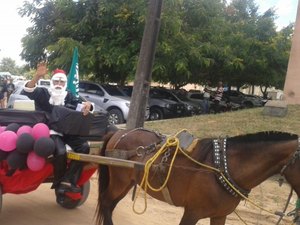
[13,100,35,111]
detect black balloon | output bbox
[5,123,20,133]
[34,137,55,158]
[6,151,27,169]
[0,150,9,161]
[16,133,35,154]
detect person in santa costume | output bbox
[22,62,93,197]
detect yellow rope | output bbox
[132,129,287,222]
[132,136,180,214]
[233,211,248,225]
[132,129,220,214]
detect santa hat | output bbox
[51,69,67,82]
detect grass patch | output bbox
[144,104,300,137]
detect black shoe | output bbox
[56,194,65,204]
[57,182,81,193]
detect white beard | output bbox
[48,88,68,106]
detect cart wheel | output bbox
[55,181,90,209]
[0,185,2,213]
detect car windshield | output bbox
[122,87,133,97]
[150,90,166,99]
[174,92,189,101]
[102,85,126,96]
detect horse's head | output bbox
[224,131,299,191]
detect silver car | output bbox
[79,81,150,124]
[7,85,107,114]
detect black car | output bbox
[121,86,186,120]
[150,88,202,116]
[223,90,267,108]
[186,90,242,113]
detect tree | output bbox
[219,0,291,94]
[18,0,292,91]
[152,0,226,88]
[0,58,24,75]
[19,0,146,83]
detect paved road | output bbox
[0,175,187,225]
[0,180,98,225]
[0,176,292,225]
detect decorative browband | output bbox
[213,138,250,198]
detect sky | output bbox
[0,0,298,66]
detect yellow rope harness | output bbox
[132,129,290,224]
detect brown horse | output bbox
[96,129,300,225]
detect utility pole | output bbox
[283,0,300,104]
[126,0,163,129]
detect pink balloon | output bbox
[27,151,46,171]
[32,123,50,140]
[0,131,18,152]
[0,126,6,134]
[17,125,32,137]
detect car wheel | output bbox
[149,108,163,120]
[243,101,254,108]
[197,105,205,115]
[108,108,124,124]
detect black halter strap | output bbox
[280,137,300,176]
[213,138,250,198]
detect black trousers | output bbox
[51,135,90,188]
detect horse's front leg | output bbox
[100,183,135,225]
[210,216,226,225]
[179,209,201,225]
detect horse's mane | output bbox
[193,131,298,162]
[228,131,298,143]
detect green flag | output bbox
[67,47,79,97]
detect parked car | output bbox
[121,86,186,120]
[186,91,204,102]
[186,90,242,113]
[223,90,267,108]
[150,88,202,116]
[7,85,107,114]
[172,90,204,115]
[37,79,51,88]
[79,81,149,124]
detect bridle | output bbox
[213,136,300,198]
[213,138,250,197]
[280,137,300,176]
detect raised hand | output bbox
[35,62,48,80]
[25,62,49,88]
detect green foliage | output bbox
[0,58,25,75]
[18,0,292,89]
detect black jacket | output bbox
[21,87,81,113]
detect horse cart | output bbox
[0,107,112,211]
[2,107,300,225]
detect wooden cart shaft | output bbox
[67,152,145,170]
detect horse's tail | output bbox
[96,130,116,225]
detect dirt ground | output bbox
[0,174,298,225]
